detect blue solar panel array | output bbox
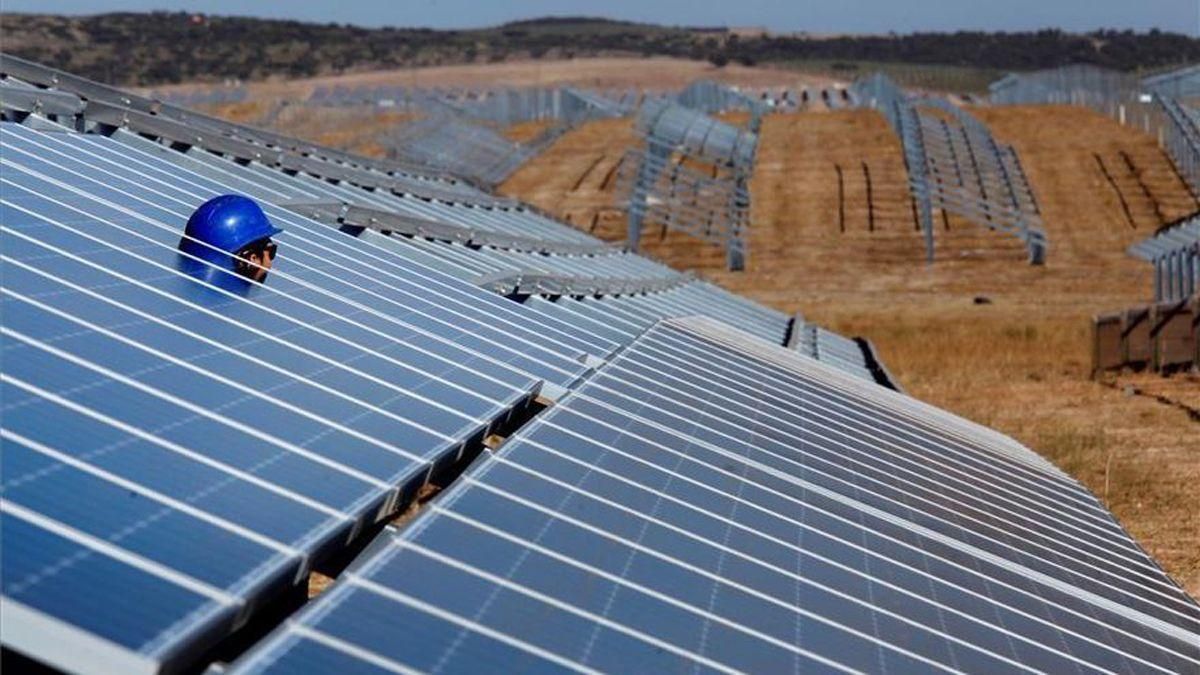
[4,56,1197,675]
[0,113,858,672]
[0,120,603,673]
[233,317,1200,674]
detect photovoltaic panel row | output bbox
[0,123,598,392]
[527,285,791,353]
[95,124,813,372]
[110,128,600,247]
[94,128,626,361]
[5,74,863,378]
[0,119,619,673]
[0,54,488,201]
[369,231,679,284]
[233,317,1200,674]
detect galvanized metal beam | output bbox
[0,79,85,117]
[474,269,689,297]
[281,200,618,256]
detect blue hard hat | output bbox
[179,195,282,267]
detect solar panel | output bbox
[0,118,644,671]
[21,115,875,384]
[0,123,595,393]
[2,59,1002,674]
[233,317,1200,674]
[22,120,872,380]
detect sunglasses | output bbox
[239,239,277,259]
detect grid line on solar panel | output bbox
[470,413,1190,667]
[277,623,425,675]
[334,577,611,675]
[654,319,1200,627]
[3,255,487,443]
[671,326,1055,477]
[0,124,595,389]
[5,285,463,461]
[559,362,1152,583]
[2,428,301,559]
[435,472,1079,673]
[0,521,225,669]
[2,323,407,491]
[3,500,237,605]
[564,365,1200,637]
[236,319,1199,674]
[632,327,1094,516]
[93,128,792,357]
[1,126,590,343]
[87,127,787,357]
[361,540,857,674]
[0,374,357,525]
[0,117,626,671]
[48,125,643,362]
[675,316,1061,473]
[117,137,620,364]
[612,333,1158,556]
[493,434,1189,670]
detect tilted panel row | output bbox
[0,119,624,673]
[613,147,750,256]
[233,316,1200,674]
[384,115,534,188]
[1155,94,1200,197]
[0,53,480,197]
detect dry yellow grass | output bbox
[503,119,559,144]
[149,57,841,100]
[502,105,1200,596]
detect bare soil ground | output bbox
[501,104,1200,596]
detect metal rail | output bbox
[1129,212,1200,303]
[282,200,617,256]
[474,269,689,297]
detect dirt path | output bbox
[502,104,1200,596]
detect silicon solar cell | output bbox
[92,125,823,375]
[233,317,1200,674]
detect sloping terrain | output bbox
[501,104,1200,595]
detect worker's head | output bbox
[179,195,282,283]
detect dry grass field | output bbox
[501,104,1200,596]
[150,57,839,99]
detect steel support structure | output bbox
[620,98,757,270]
[854,73,1046,264]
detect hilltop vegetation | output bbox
[2,12,1197,86]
